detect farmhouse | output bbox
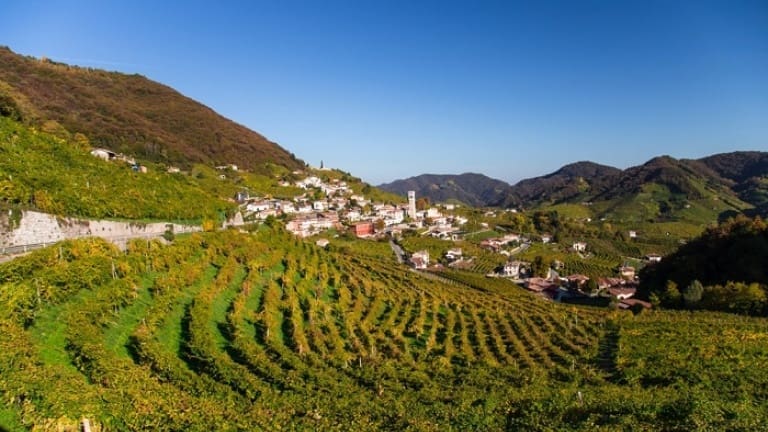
[410,250,429,269]
[351,221,375,238]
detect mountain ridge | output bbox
[380,152,768,212]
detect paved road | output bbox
[389,239,406,264]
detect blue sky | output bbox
[2,1,766,185]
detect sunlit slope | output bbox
[1,230,767,430]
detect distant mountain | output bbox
[697,152,768,214]
[383,152,767,230]
[497,161,621,207]
[0,46,303,172]
[594,156,731,201]
[378,173,512,207]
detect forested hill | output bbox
[378,173,512,207]
[639,215,768,315]
[499,161,621,207]
[0,46,303,172]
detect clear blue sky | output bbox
[2,1,767,185]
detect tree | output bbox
[584,278,599,294]
[416,197,430,211]
[531,255,552,278]
[663,280,681,307]
[683,280,704,309]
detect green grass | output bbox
[154,265,218,353]
[210,265,247,349]
[102,273,156,357]
[29,287,95,370]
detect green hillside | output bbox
[1,229,767,430]
[0,116,234,221]
[0,116,397,222]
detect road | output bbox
[389,239,406,264]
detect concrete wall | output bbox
[0,210,201,250]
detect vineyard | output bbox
[2,228,768,430]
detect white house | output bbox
[246,200,271,213]
[90,148,116,161]
[313,200,328,211]
[646,254,662,263]
[572,241,588,252]
[445,248,462,261]
[410,250,429,269]
[502,260,523,278]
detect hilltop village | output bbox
[238,170,654,311]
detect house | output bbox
[296,176,322,189]
[410,250,429,269]
[343,209,362,222]
[454,216,468,225]
[608,286,636,300]
[646,254,662,263]
[351,221,375,237]
[525,277,559,293]
[285,213,340,237]
[502,260,523,278]
[541,234,552,244]
[316,239,330,248]
[167,166,181,174]
[278,201,297,214]
[426,208,442,219]
[598,277,625,290]
[246,200,271,213]
[628,230,637,239]
[502,233,521,243]
[90,148,116,160]
[313,200,328,211]
[253,208,279,220]
[566,274,590,288]
[619,266,636,279]
[572,241,587,252]
[618,298,652,310]
[445,248,463,261]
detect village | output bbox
[86,146,658,312]
[237,170,656,311]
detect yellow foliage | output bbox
[202,219,216,232]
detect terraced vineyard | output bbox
[2,228,768,430]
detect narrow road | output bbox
[389,239,406,264]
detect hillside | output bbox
[698,151,768,214]
[0,47,303,172]
[0,116,236,221]
[378,173,512,207]
[501,161,622,207]
[639,215,768,314]
[2,229,768,430]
